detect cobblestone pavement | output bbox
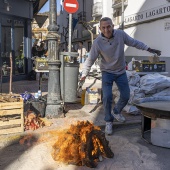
[0,77,142,141]
[1,79,48,95]
[1,78,141,127]
[0,77,141,139]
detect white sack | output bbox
[152,87,170,97]
[128,86,141,104]
[126,70,140,86]
[123,105,140,115]
[140,73,170,94]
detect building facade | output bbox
[57,0,112,52]
[113,0,170,56]
[112,0,170,75]
[57,0,170,75]
[57,0,95,52]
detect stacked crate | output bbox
[0,97,24,135]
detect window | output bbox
[14,27,24,74]
[113,8,121,26]
[1,26,11,76]
[0,18,25,75]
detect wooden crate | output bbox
[0,98,24,135]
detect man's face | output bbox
[79,42,83,47]
[99,20,114,39]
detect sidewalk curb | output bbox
[98,120,141,128]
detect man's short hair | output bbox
[100,17,113,25]
[79,41,83,45]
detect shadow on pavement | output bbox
[0,134,38,170]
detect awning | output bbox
[31,0,48,15]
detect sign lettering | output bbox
[124,4,170,26]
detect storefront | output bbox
[1,15,28,77]
[0,0,47,81]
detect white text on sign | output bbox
[66,3,77,8]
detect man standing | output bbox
[77,41,87,70]
[31,40,39,57]
[81,17,161,135]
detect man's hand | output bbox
[147,48,161,56]
[77,76,86,93]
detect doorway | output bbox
[0,23,25,76]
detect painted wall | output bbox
[124,19,170,57]
[122,0,170,76]
[124,0,170,56]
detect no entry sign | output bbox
[63,0,79,14]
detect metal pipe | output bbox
[68,14,72,52]
[9,52,12,94]
[60,53,65,104]
[88,30,93,45]
[121,0,124,30]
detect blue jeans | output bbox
[102,71,130,122]
[79,57,85,63]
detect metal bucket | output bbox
[24,99,46,117]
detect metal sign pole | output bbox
[68,13,72,52]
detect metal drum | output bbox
[60,52,79,103]
[133,96,170,148]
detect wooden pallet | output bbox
[0,98,24,135]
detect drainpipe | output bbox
[121,0,124,30]
[88,30,93,45]
[82,22,94,45]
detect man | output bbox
[77,41,87,70]
[31,39,39,57]
[81,17,161,135]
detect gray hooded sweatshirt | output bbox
[82,29,149,77]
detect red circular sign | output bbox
[63,0,79,14]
